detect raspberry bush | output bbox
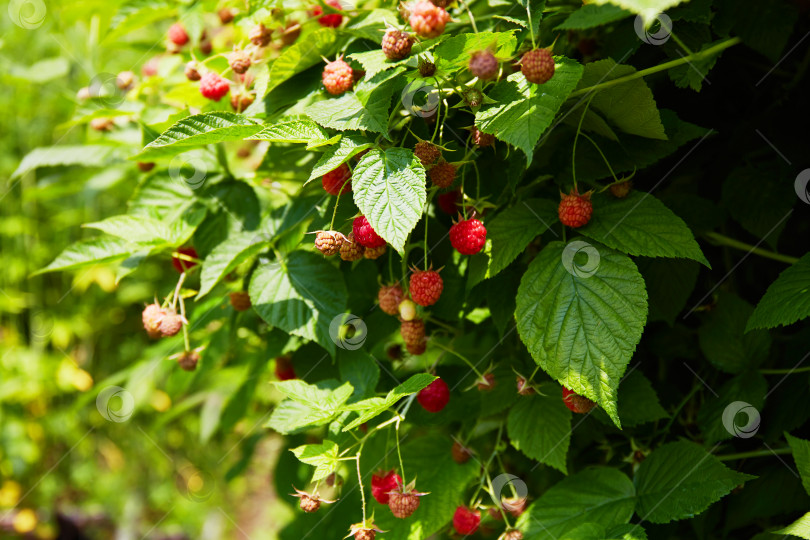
[5,0,810,538]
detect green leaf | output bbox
[83,215,171,245]
[557,4,632,30]
[267,28,340,94]
[775,512,810,539]
[12,145,121,179]
[476,58,584,164]
[634,441,756,523]
[266,381,355,434]
[141,112,261,157]
[638,257,699,326]
[249,251,348,355]
[579,191,709,266]
[507,382,572,473]
[351,147,427,254]
[249,118,332,144]
[574,59,667,140]
[587,0,688,24]
[786,433,810,496]
[606,523,648,540]
[338,349,381,400]
[696,371,767,444]
[307,134,373,183]
[515,241,648,425]
[434,31,518,73]
[699,292,772,373]
[290,440,340,482]
[747,252,810,331]
[617,371,668,427]
[342,373,436,431]
[198,232,268,298]
[516,467,636,538]
[34,237,133,275]
[305,69,401,135]
[104,0,175,44]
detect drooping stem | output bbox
[356,440,367,523]
[328,191,343,231]
[580,133,619,183]
[526,4,536,48]
[571,93,596,191]
[171,272,186,310]
[702,232,800,264]
[717,447,791,461]
[431,341,484,379]
[395,419,407,483]
[760,366,810,375]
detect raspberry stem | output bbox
[395,418,407,484]
[460,0,479,33]
[703,232,800,264]
[525,4,536,48]
[431,341,484,379]
[580,133,619,183]
[571,93,596,192]
[356,441,367,523]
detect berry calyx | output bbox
[463,87,483,108]
[453,506,481,535]
[400,318,427,355]
[322,58,355,95]
[228,49,251,74]
[322,163,352,195]
[339,232,365,261]
[378,285,405,315]
[477,372,496,391]
[409,267,443,306]
[315,231,346,256]
[199,72,230,101]
[382,29,414,60]
[502,530,525,540]
[562,386,597,413]
[275,356,297,380]
[387,482,427,519]
[418,58,437,77]
[449,217,487,255]
[175,350,200,371]
[417,377,450,412]
[313,0,344,27]
[230,91,255,112]
[472,127,495,147]
[218,7,235,24]
[469,50,499,80]
[371,470,402,504]
[350,522,384,540]
[429,161,456,188]
[399,299,417,321]
[291,487,335,513]
[451,440,472,463]
[172,247,198,273]
[521,48,555,84]
[168,23,189,46]
[185,61,201,81]
[558,189,593,228]
[249,23,272,47]
[414,140,441,167]
[408,0,451,39]
[610,179,633,198]
[352,216,386,248]
[516,375,535,396]
[229,291,251,311]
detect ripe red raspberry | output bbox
[249,23,272,47]
[477,372,496,391]
[313,0,344,27]
[172,247,198,273]
[558,189,593,228]
[322,163,352,195]
[414,141,441,167]
[521,48,555,84]
[449,218,487,255]
[503,530,524,540]
[229,291,251,311]
[275,356,297,380]
[339,233,365,261]
[353,216,386,248]
[388,484,426,518]
[142,303,165,339]
[429,161,456,188]
[199,72,230,101]
[408,0,451,38]
[315,231,346,256]
[176,350,200,371]
[371,470,402,504]
[382,29,414,60]
[469,50,499,80]
[409,267,443,306]
[451,440,472,463]
[516,376,535,396]
[378,285,405,315]
[364,244,387,260]
[472,127,495,147]
[417,377,450,412]
[185,61,201,81]
[168,22,189,46]
[218,7,235,24]
[453,506,481,535]
[322,58,354,95]
[158,310,184,337]
[562,386,597,413]
[228,49,251,74]
[400,319,427,355]
[610,179,633,198]
[437,190,462,215]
